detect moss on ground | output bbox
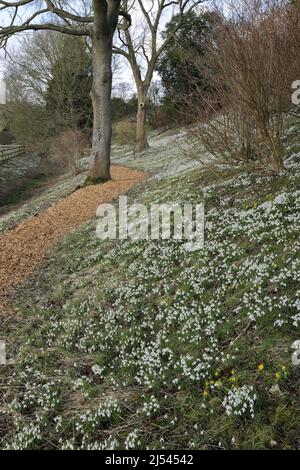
[83,176,111,187]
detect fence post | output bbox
[0,144,26,163]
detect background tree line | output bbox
[2,0,300,177]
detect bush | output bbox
[148,106,169,129]
[184,0,300,175]
[8,102,50,152]
[49,129,89,175]
[112,118,136,145]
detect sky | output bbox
[0,3,134,85]
[0,78,5,104]
[0,2,150,96]
[0,1,207,97]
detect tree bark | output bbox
[0,0,130,182]
[135,88,149,153]
[88,36,112,181]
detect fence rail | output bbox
[0,145,26,163]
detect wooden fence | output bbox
[0,144,26,163]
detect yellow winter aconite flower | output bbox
[275,372,281,380]
[258,363,264,371]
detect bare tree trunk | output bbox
[135,88,149,153]
[88,37,112,182]
[115,1,203,155]
[0,0,131,182]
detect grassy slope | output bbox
[0,125,299,450]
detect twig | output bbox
[230,320,252,347]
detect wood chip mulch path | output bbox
[0,165,147,307]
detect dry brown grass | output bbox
[49,129,89,175]
[184,0,300,174]
[112,118,136,145]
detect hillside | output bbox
[0,122,299,450]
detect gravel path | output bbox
[0,165,146,306]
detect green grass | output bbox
[0,137,299,450]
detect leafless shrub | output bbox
[185,0,300,175]
[49,129,89,175]
[112,119,137,145]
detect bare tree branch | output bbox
[0,0,133,180]
[0,0,131,47]
[116,0,205,88]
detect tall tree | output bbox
[5,31,93,132]
[157,11,220,101]
[114,0,205,152]
[0,1,131,182]
[45,35,93,132]
[157,10,221,118]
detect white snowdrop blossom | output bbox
[222,386,257,418]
